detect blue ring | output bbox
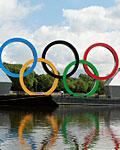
[0,38,38,77]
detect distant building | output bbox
[104,68,120,98]
[0,68,12,95]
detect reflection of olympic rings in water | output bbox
[0,115,35,149]
[62,114,99,150]
[0,38,119,97]
[103,117,120,149]
[83,114,99,150]
[62,116,72,144]
[18,114,58,150]
[62,116,80,150]
[18,114,34,150]
[106,128,119,150]
[40,115,58,150]
[83,114,120,150]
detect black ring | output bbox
[41,40,79,79]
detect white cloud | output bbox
[30,26,119,77]
[63,6,120,33]
[0,0,43,22]
[1,0,120,78]
[113,0,120,4]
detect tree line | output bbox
[3,62,106,95]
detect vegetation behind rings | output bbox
[3,62,106,95]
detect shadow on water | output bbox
[0,105,120,149]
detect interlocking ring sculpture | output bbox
[0,38,119,97]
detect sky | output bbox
[0,0,120,77]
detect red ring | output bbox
[83,43,119,80]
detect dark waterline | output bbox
[0,105,120,150]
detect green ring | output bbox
[63,60,100,97]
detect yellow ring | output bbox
[19,58,59,95]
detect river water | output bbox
[0,105,120,150]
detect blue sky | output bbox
[21,0,116,30]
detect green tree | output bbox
[87,81,94,92]
[97,81,106,95]
[75,79,88,93]
[79,74,92,82]
[3,63,37,92]
[66,78,76,92]
[2,62,106,95]
[36,74,54,92]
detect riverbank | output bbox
[53,96,120,106]
[0,95,120,107]
[0,95,58,107]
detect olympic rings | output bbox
[42,40,79,79]
[0,38,119,97]
[83,43,119,80]
[19,58,59,95]
[0,38,38,78]
[63,60,100,97]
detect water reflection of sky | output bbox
[0,106,120,149]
